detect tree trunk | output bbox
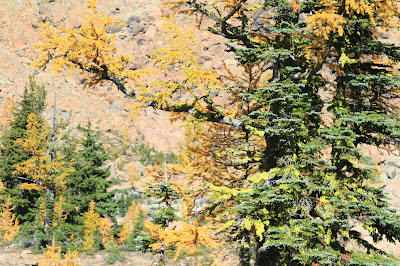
[239,229,251,266]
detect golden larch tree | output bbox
[0,195,20,243]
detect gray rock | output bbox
[387,159,400,169]
[194,196,208,212]
[137,39,145,46]
[105,24,124,33]
[38,5,48,15]
[382,165,399,179]
[130,22,146,35]
[127,16,141,25]
[377,31,390,40]
[198,56,213,64]
[251,6,275,34]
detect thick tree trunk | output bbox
[239,229,251,266]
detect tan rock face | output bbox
[0,0,189,154]
[0,0,242,158]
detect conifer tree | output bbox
[63,122,116,225]
[10,105,73,248]
[0,96,16,135]
[0,194,20,244]
[81,200,116,251]
[0,76,47,222]
[35,0,400,265]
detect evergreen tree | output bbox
[0,76,46,222]
[35,0,400,264]
[63,122,116,226]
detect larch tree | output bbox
[12,111,74,250]
[34,0,400,265]
[0,77,47,222]
[13,113,73,198]
[0,193,20,244]
[0,96,16,135]
[80,200,116,251]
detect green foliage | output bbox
[0,76,46,223]
[117,159,125,171]
[199,0,400,264]
[32,0,400,264]
[62,122,117,225]
[145,182,179,228]
[126,208,154,251]
[158,1,400,265]
[132,143,178,166]
[104,249,126,265]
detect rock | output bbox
[382,165,399,179]
[386,159,400,169]
[62,17,80,28]
[198,55,212,64]
[130,22,146,36]
[378,31,390,40]
[127,15,141,25]
[299,13,307,22]
[144,24,157,38]
[21,250,32,256]
[161,8,171,18]
[38,5,48,15]
[137,39,145,46]
[14,36,27,49]
[105,23,125,33]
[24,258,38,266]
[94,254,103,260]
[111,103,123,111]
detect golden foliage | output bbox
[304,12,346,63]
[53,196,68,228]
[304,0,400,63]
[103,141,109,154]
[117,222,129,246]
[145,219,220,261]
[149,65,266,217]
[82,201,100,251]
[33,0,148,88]
[128,16,221,118]
[38,238,80,266]
[0,195,20,243]
[99,217,115,249]
[36,195,67,229]
[13,113,74,196]
[118,200,147,245]
[118,200,141,245]
[38,197,47,227]
[125,201,141,231]
[305,12,345,41]
[127,163,137,187]
[82,201,117,250]
[0,96,16,134]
